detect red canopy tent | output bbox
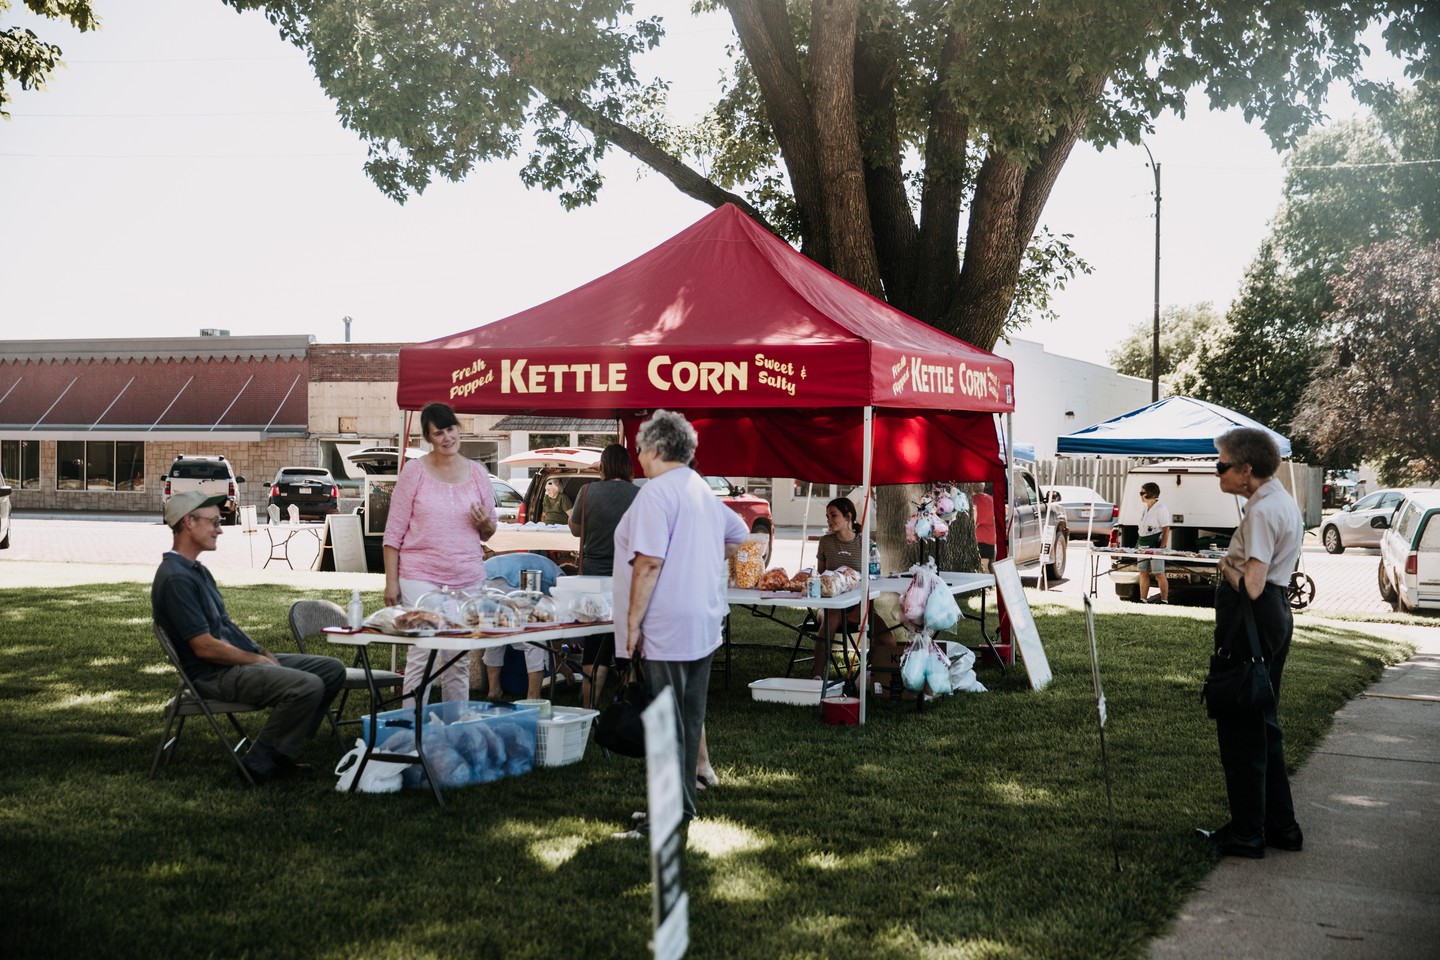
[396,204,1019,707]
[397,203,1014,489]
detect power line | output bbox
[1288,157,1440,169]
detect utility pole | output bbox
[1140,142,1161,402]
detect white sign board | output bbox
[321,514,367,573]
[991,558,1052,690]
[1084,596,1106,727]
[642,688,688,960]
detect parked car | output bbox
[163,455,245,525]
[499,446,775,558]
[343,446,424,476]
[1372,488,1440,612]
[267,467,340,522]
[491,476,523,522]
[1320,488,1407,554]
[1011,467,1070,579]
[1042,485,1118,546]
[1322,470,1359,508]
[0,464,11,549]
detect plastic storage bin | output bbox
[747,677,843,705]
[535,706,600,767]
[360,700,539,788]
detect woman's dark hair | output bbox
[1140,482,1161,499]
[419,401,460,439]
[1216,427,1282,478]
[600,443,634,482]
[827,497,859,531]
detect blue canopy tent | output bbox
[1056,396,1292,457]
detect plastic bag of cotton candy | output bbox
[376,704,538,789]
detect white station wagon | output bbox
[1374,488,1440,612]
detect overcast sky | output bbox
[0,2,1408,366]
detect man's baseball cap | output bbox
[164,492,228,527]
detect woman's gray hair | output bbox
[635,409,697,464]
[1215,427,1282,478]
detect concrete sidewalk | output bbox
[1150,621,1440,960]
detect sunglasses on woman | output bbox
[1215,461,1236,475]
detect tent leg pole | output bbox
[859,406,874,726]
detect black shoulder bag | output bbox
[594,658,651,758]
[1201,590,1277,720]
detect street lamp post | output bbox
[1140,142,1161,402]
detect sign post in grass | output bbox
[642,687,689,960]
[1085,596,1122,872]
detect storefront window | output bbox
[54,441,145,492]
[57,441,85,490]
[579,432,615,448]
[531,432,568,450]
[0,440,41,489]
[86,443,117,491]
[116,442,145,492]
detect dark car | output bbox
[268,467,339,522]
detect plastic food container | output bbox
[747,677,843,705]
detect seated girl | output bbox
[812,497,895,683]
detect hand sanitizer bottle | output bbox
[348,588,364,629]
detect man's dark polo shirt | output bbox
[151,551,263,681]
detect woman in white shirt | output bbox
[1136,482,1172,603]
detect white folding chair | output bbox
[150,622,263,784]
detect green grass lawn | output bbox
[0,583,1409,960]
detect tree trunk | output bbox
[808,0,884,297]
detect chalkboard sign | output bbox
[991,557,1052,690]
[319,514,367,573]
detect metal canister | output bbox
[521,568,542,593]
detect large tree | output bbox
[225,0,1434,568]
[1107,301,1223,386]
[0,0,98,118]
[226,0,1434,351]
[1175,81,1440,461]
[1291,239,1440,483]
[1166,242,1322,453]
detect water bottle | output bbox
[348,588,364,630]
[869,542,881,579]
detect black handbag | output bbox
[1201,591,1277,720]
[594,659,651,758]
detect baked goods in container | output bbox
[784,570,812,592]
[756,567,790,591]
[393,608,446,633]
[820,566,861,597]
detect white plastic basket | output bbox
[535,706,600,767]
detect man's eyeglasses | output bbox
[189,514,223,529]
[1215,461,1235,475]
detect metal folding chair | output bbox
[150,622,263,784]
[287,599,403,735]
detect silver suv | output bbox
[163,455,246,525]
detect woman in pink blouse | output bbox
[383,402,498,704]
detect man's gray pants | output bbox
[196,653,346,760]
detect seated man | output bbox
[152,491,346,784]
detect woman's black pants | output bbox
[1213,582,1299,841]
